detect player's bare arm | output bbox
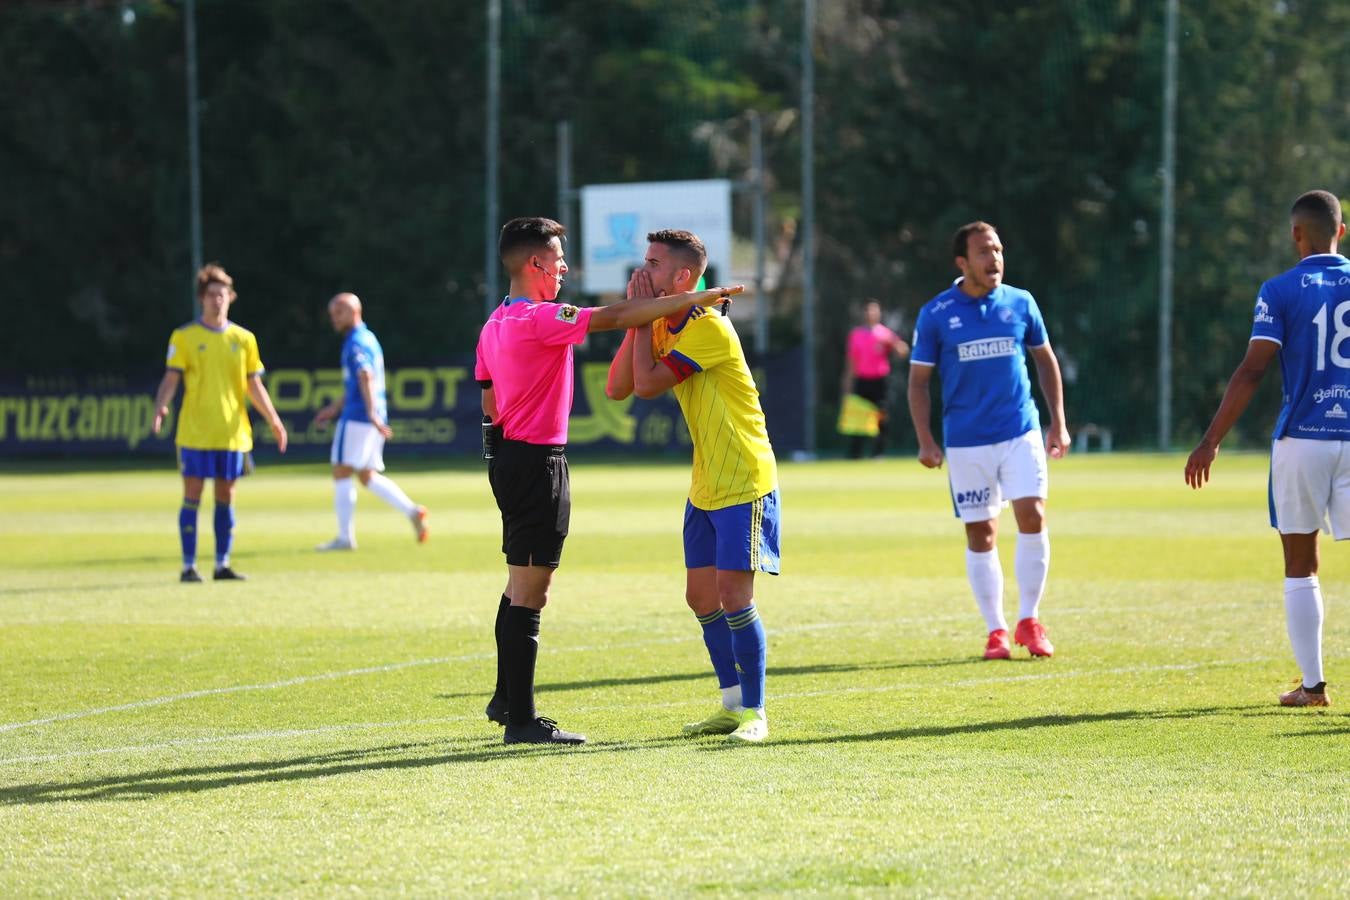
[606,329,638,401]
[246,374,289,453]
[631,323,682,399]
[1185,339,1279,489]
[357,368,392,438]
[1029,344,1070,458]
[152,369,181,435]
[586,284,743,333]
[906,364,943,468]
[481,386,497,420]
[313,388,343,426]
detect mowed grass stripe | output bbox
[0,453,1346,897]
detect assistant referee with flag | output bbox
[475,216,742,745]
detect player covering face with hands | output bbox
[606,230,780,743]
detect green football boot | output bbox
[726,708,768,743]
[681,706,742,736]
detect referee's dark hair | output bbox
[499,217,566,271]
[648,229,708,277]
[1290,190,1343,246]
[952,221,997,260]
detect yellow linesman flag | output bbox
[836,393,881,437]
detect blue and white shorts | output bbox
[683,489,781,574]
[331,419,386,471]
[946,429,1047,523]
[1270,437,1350,538]
[178,447,253,481]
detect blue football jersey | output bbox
[1251,253,1350,440]
[910,283,1048,448]
[340,323,387,423]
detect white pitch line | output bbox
[0,601,1262,735]
[0,656,1272,767]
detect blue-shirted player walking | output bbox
[314,293,428,551]
[908,222,1070,660]
[1186,190,1348,708]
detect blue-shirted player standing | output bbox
[907,222,1070,660]
[314,293,428,550]
[1186,190,1348,708]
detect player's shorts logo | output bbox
[556,304,580,324]
[954,487,992,507]
[957,337,1018,362]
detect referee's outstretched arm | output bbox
[586,285,743,333]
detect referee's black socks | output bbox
[505,605,542,726]
[491,594,511,707]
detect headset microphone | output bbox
[534,260,565,287]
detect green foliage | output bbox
[2,0,1349,446]
[0,456,1347,893]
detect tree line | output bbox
[3,0,1347,447]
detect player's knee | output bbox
[965,521,996,551]
[357,470,373,486]
[717,578,755,611]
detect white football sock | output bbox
[1015,530,1050,621]
[966,547,1007,632]
[366,472,417,516]
[1283,576,1325,688]
[721,684,744,712]
[334,477,356,544]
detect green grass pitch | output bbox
[1,453,1346,895]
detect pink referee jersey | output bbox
[475,297,595,445]
[847,324,899,379]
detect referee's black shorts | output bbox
[488,439,571,568]
[851,375,888,407]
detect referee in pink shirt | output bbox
[477,216,743,745]
[842,299,909,458]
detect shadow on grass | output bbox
[38,547,314,570]
[436,658,979,700]
[1281,711,1349,736]
[0,705,1277,807]
[694,704,1271,752]
[0,581,171,597]
[0,733,691,807]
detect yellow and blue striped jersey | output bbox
[655,308,778,510]
[165,320,264,451]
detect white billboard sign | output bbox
[580,179,732,294]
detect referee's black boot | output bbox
[503,716,586,746]
[484,697,509,726]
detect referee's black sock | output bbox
[490,594,510,705]
[505,605,541,726]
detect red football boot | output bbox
[1014,617,1054,657]
[983,629,1012,660]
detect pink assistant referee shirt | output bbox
[475,298,595,445]
[847,324,899,379]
